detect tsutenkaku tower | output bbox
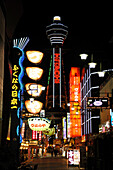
[46,16,68,109]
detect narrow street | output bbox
[31,157,80,170]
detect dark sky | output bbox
[11,1,113,83]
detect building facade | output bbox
[0,2,5,145]
[99,74,113,132]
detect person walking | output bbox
[51,147,54,157]
[54,148,57,157]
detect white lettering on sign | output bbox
[74,88,79,101]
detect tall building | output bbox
[0,0,23,147]
[0,1,5,145]
[81,66,100,136]
[45,17,68,138]
[99,73,113,132]
[46,16,68,110]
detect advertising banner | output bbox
[68,149,80,166]
[28,118,51,131]
[69,67,81,137]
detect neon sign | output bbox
[53,49,61,107]
[28,118,51,131]
[87,97,109,108]
[68,149,80,166]
[43,127,55,136]
[69,67,81,137]
[63,117,66,139]
[26,51,43,64]
[32,130,37,140]
[54,53,60,84]
[11,65,20,109]
[31,124,46,128]
[25,83,43,97]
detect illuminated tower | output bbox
[46,16,68,109]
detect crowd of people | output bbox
[47,146,60,157]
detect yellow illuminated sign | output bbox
[43,127,55,136]
[11,65,19,109]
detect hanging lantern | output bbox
[26,51,43,64]
[25,83,43,97]
[25,100,43,114]
[26,67,43,80]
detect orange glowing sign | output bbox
[54,53,60,84]
[25,83,42,97]
[25,100,43,114]
[26,51,43,64]
[70,67,80,102]
[70,67,81,137]
[26,67,43,80]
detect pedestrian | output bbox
[51,147,54,157]
[54,148,57,157]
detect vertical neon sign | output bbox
[11,37,29,144]
[70,67,81,137]
[53,48,61,107]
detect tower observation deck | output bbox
[46,16,68,46]
[46,16,68,121]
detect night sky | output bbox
[9,1,113,84]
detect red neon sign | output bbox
[54,53,60,84]
[39,131,42,141]
[31,124,46,128]
[32,130,37,140]
[70,67,81,137]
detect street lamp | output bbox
[98,71,105,77]
[79,53,88,60]
[98,62,105,77]
[88,54,97,69]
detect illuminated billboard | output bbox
[110,109,113,127]
[25,83,43,97]
[32,130,38,140]
[28,118,51,131]
[26,51,43,64]
[25,100,43,114]
[11,65,20,110]
[69,67,81,137]
[87,97,110,109]
[68,149,80,166]
[26,67,43,80]
[43,127,55,136]
[53,49,61,107]
[63,117,66,139]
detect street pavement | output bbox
[29,155,81,170]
